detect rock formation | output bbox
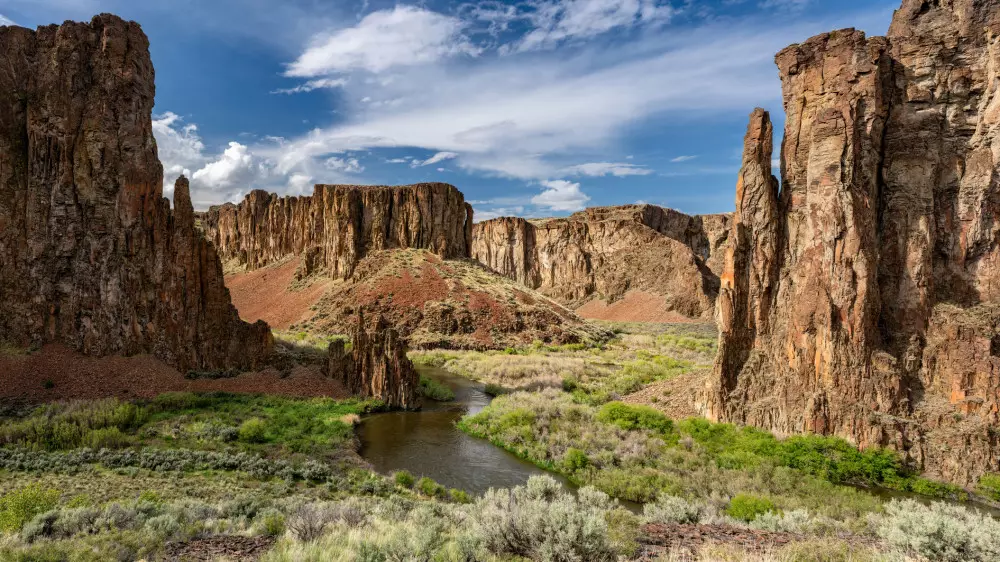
[472,206,731,319]
[299,249,610,350]
[0,15,271,372]
[327,312,420,410]
[708,0,1000,485]
[202,184,473,279]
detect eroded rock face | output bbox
[471,206,731,319]
[202,184,473,279]
[328,312,419,410]
[0,16,271,371]
[708,0,1000,485]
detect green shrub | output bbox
[977,473,1000,501]
[416,477,444,498]
[875,499,1000,562]
[483,383,508,397]
[563,448,590,472]
[643,495,704,524]
[419,377,455,401]
[448,489,471,504]
[238,418,268,443]
[0,484,61,532]
[597,402,674,438]
[256,508,286,537]
[725,494,777,522]
[393,470,415,489]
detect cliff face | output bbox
[471,206,730,319]
[0,16,271,372]
[708,0,1000,484]
[327,312,420,410]
[202,184,473,279]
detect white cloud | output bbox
[285,6,480,77]
[510,0,674,53]
[385,158,409,164]
[412,151,458,167]
[532,180,590,212]
[0,14,16,26]
[288,173,314,194]
[272,78,347,95]
[670,155,698,162]
[324,156,364,173]
[152,112,205,194]
[192,142,260,191]
[563,162,652,177]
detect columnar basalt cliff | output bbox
[471,206,731,319]
[708,0,1000,485]
[202,184,473,279]
[327,312,420,410]
[0,16,271,371]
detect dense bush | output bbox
[418,377,455,402]
[393,470,415,489]
[0,484,61,532]
[471,475,619,561]
[976,472,1000,501]
[642,495,705,524]
[0,399,144,451]
[597,402,675,438]
[239,418,268,443]
[725,494,777,522]
[875,499,1000,562]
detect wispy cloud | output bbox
[670,155,698,163]
[0,14,16,26]
[562,162,652,177]
[411,151,458,167]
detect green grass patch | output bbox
[418,377,455,402]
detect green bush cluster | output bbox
[0,484,61,532]
[418,377,455,402]
[725,494,777,522]
[0,399,144,451]
[597,402,675,438]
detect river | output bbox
[359,366,574,495]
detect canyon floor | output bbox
[2,321,997,561]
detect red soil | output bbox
[576,291,698,323]
[225,257,331,330]
[0,345,347,403]
[361,261,450,309]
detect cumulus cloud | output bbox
[412,151,458,167]
[192,142,259,190]
[324,156,364,173]
[562,162,652,177]
[474,206,526,221]
[532,180,590,212]
[285,6,480,78]
[670,155,698,163]
[288,173,314,194]
[152,112,205,194]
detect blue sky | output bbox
[2,0,895,218]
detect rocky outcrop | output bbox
[327,312,419,409]
[300,249,610,350]
[202,184,473,279]
[472,206,730,319]
[0,15,271,372]
[707,0,1000,485]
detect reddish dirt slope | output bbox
[0,345,346,403]
[225,257,331,330]
[575,291,698,323]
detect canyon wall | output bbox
[708,0,1000,484]
[472,206,730,318]
[202,184,473,279]
[0,15,271,371]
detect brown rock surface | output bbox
[0,16,270,372]
[471,206,731,320]
[327,312,420,409]
[202,183,473,279]
[707,0,1000,485]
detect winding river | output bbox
[360,366,573,495]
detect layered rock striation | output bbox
[202,184,473,279]
[0,15,271,371]
[708,0,1000,484]
[327,312,420,410]
[472,206,731,319]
